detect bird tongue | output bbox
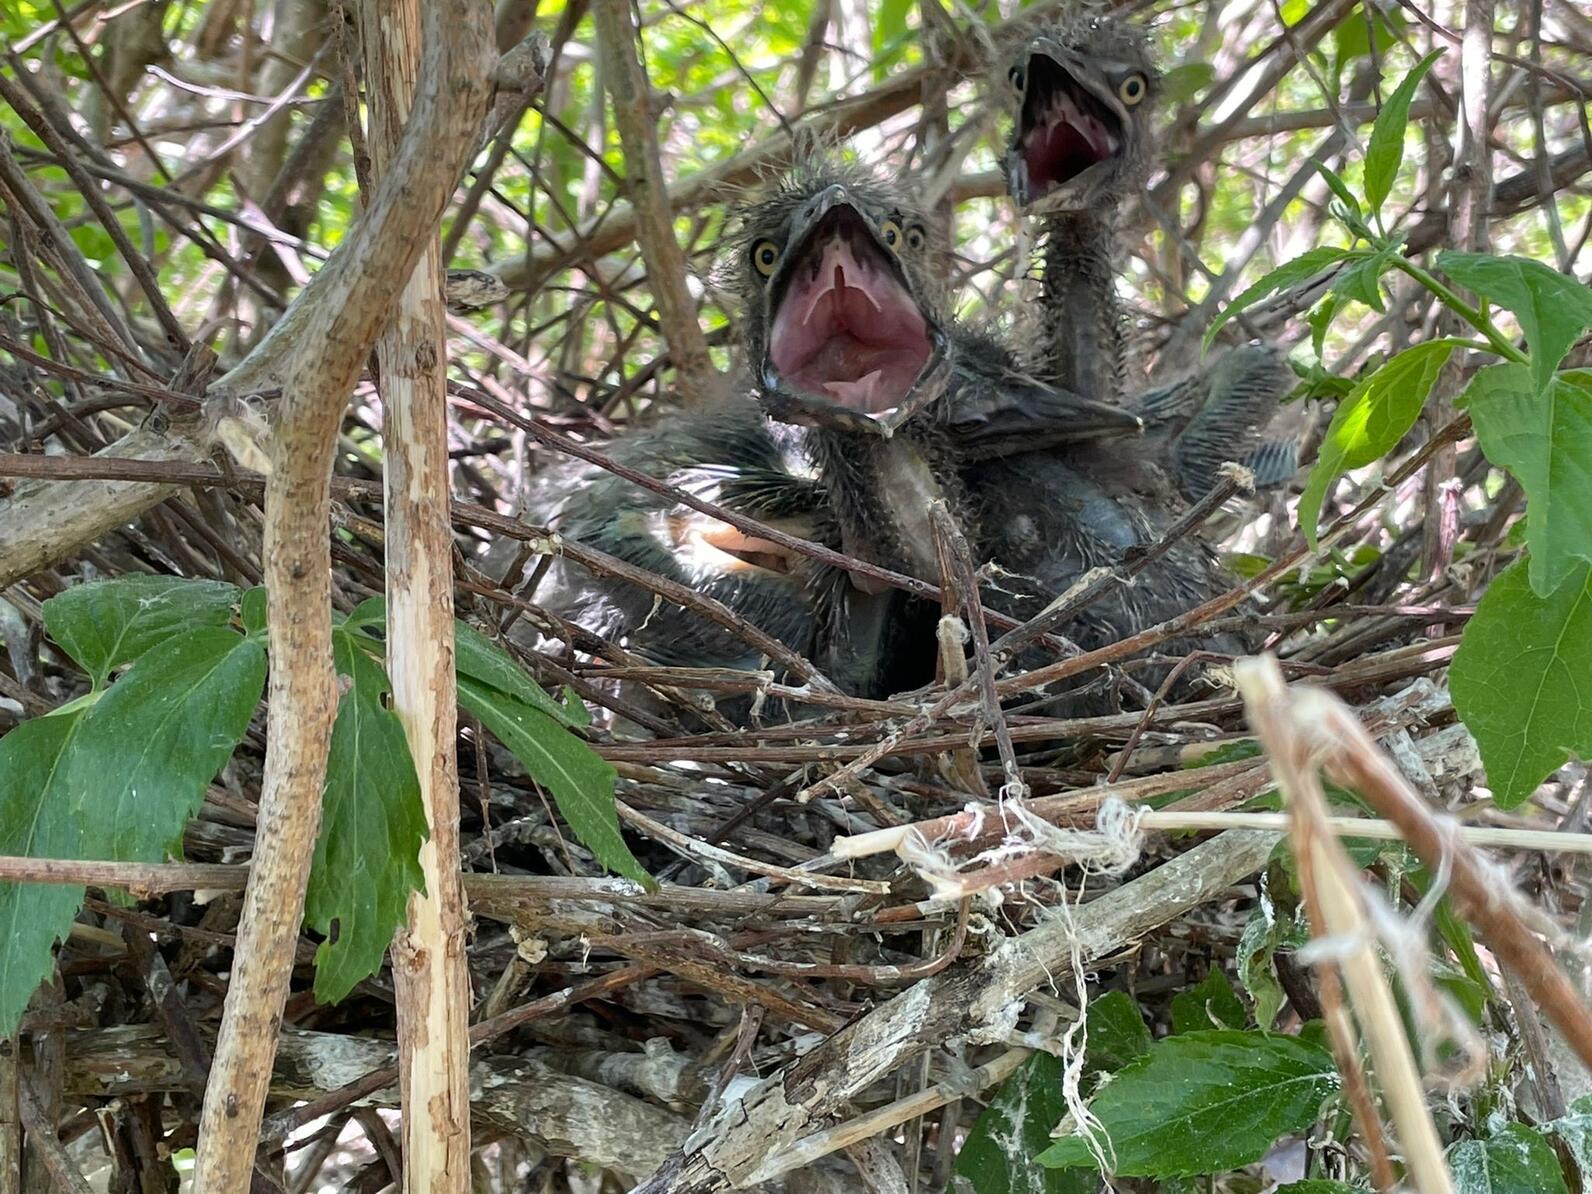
[769,238,931,415]
[1024,91,1118,192]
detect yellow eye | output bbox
[880,219,902,248]
[904,225,926,251]
[1118,73,1147,105]
[753,240,781,276]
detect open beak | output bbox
[1005,42,1129,211]
[759,184,948,437]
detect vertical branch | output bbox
[358,0,475,1187]
[190,3,493,1189]
[1239,657,1448,1193]
[592,0,724,406]
[1423,0,1493,585]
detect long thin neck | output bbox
[807,430,951,584]
[1038,210,1124,403]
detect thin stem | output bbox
[1390,257,1527,363]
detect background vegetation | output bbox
[0,0,1589,1189]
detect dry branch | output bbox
[592,0,724,405]
[633,828,1278,1191]
[359,0,475,1185]
[190,2,495,1187]
[1239,656,1452,1194]
[54,1026,689,1177]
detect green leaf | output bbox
[59,630,265,863]
[1316,164,1363,223]
[955,1052,1096,1194]
[1035,1031,1338,1177]
[1160,62,1215,105]
[1309,293,1345,360]
[0,630,264,1036]
[1171,969,1247,1033]
[1277,1183,1368,1193]
[1205,247,1355,351]
[241,586,267,636]
[1237,898,1306,1031]
[305,630,429,1004]
[455,619,586,728]
[0,712,88,1034]
[1462,365,1592,595]
[1450,558,1592,809]
[459,677,649,886]
[1084,991,1152,1072]
[1299,340,1456,545]
[1449,1123,1571,1194]
[1546,1096,1592,1183]
[1439,252,1592,399]
[43,576,240,687]
[1331,247,1396,313]
[1332,3,1399,65]
[873,0,911,46]
[1363,50,1443,219]
[345,597,585,728]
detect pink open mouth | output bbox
[1019,57,1122,202]
[766,207,934,416]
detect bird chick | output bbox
[734,160,1146,695]
[735,159,1139,582]
[1002,13,1298,501]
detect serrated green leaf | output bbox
[1439,252,1592,400]
[1462,365,1592,595]
[1331,248,1394,313]
[459,677,649,886]
[1277,1183,1368,1193]
[1084,990,1152,1072]
[1316,164,1363,223]
[43,576,240,687]
[955,1052,1096,1194]
[59,630,265,862]
[0,630,263,1036]
[305,630,428,1004]
[1450,558,1592,809]
[455,619,586,728]
[1171,969,1247,1033]
[0,712,88,1034]
[1205,247,1355,351]
[343,597,584,728]
[1364,50,1443,218]
[1449,1123,1571,1194]
[1035,1030,1338,1177]
[1299,340,1456,545]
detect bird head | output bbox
[735,164,950,436]
[1002,15,1158,213]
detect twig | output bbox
[617,803,890,894]
[1288,676,1592,1074]
[191,4,494,1188]
[592,0,722,404]
[631,828,1280,1192]
[930,502,1023,797]
[14,1073,92,1194]
[759,1048,1030,1182]
[1237,655,1452,1194]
